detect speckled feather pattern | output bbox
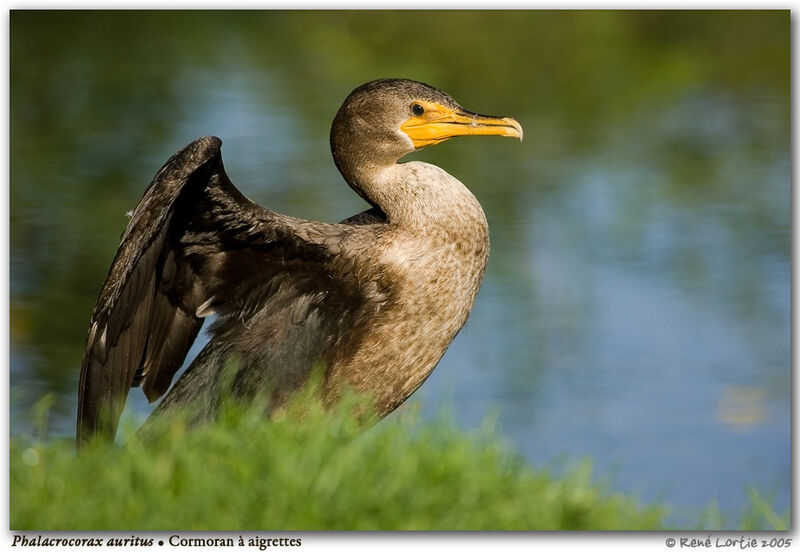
[326,161,489,413]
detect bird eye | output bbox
[412,104,425,116]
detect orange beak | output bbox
[400,100,523,149]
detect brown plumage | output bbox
[76,79,522,446]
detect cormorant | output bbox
[77,78,522,446]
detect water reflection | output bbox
[10,10,789,527]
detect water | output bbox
[10,11,790,526]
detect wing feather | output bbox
[77,136,382,446]
[77,137,226,445]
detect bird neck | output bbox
[330,121,487,233]
[341,159,488,237]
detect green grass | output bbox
[11,392,667,531]
[10,393,786,531]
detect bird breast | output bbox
[377,161,491,322]
[328,163,490,413]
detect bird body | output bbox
[77,79,521,446]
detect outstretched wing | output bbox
[77,136,374,446]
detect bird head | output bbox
[331,79,523,168]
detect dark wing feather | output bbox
[77,136,378,446]
[77,137,225,445]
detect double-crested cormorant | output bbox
[77,78,522,446]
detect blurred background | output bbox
[10,11,789,525]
